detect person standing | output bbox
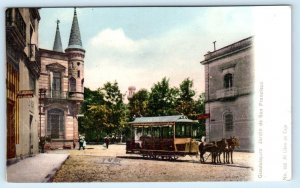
[104,136,110,149]
[78,135,84,150]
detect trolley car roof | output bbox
[129,115,197,126]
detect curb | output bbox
[44,154,70,182]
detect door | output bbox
[50,114,60,138]
[7,101,16,159]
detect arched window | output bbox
[224,73,233,88]
[47,109,64,139]
[224,113,233,132]
[69,77,76,92]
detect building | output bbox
[200,37,254,151]
[127,86,136,100]
[6,8,41,161]
[38,8,85,149]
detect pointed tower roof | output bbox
[66,8,84,50]
[53,19,63,52]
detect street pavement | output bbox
[6,153,69,183]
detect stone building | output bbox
[200,37,254,151]
[6,8,41,161]
[39,8,85,149]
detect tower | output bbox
[53,20,63,52]
[65,8,85,101]
[65,8,85,142]
[127,86,136,100]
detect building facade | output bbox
[200,37,254,151]
[39,9,85,149]
[6,8,41,161]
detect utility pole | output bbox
[38,88,46,153]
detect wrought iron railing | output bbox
[41,90,84,100]
[6,9,26,48]
[45,91,68,99]
[6,9,26,39]
[216,87,238,100]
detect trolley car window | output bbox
[161,126,172,138]
[143,126,151,136]
[152,127,160,138]
[175,123,192,138]
[134,127,143,140]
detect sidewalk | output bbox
[6,153,69,183]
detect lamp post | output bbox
[38,88,46,152]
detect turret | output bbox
[65,8,85,101]
[53,20,63,52]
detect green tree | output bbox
[148,77,179,116]
[79,81,127,142]
[128,89,149,120]
[79,87,106,142]
[176,78,196,117]
[101,81,126,136]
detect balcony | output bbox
[6,9,26,49]
[44,91,68,100]
[40,90,83,101]
[216,87,238,100]
[68,91,84,101]
[28,44,41,77]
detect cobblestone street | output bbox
[49,144,254,182]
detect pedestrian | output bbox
[104,136,110,149]
[78,135,84,150]
[83,140,86,150]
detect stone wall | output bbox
[202,37,254,151]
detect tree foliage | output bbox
[148,77,179,116]
[80,78,207,142]
[80,81,126,142]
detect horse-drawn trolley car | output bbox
[126,115,200,160]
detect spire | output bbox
[53,19,63,52]
[67,7,84,50]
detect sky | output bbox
[39,7,254,97]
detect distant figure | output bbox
[104,137,110,149]
[83,140,86,150]
[78,135,85,150]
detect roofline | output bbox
[200,36,253,65]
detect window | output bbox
[69,77,76,92]
[175,123,192,138]
[77,70,80,78]
[47,109,64,139]
[225,113,233,131]
[224,73,233,88]
[77,62,80,66]
[52,72,61,97]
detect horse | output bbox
[199,141,218,164]
[224,136,240,164]
[215,138,227,163]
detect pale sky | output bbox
[39,7,254,96]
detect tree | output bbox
[79,87,106,142]
[176,78,196,117]
[79,81,127,142]
[128,89,149,120]
[148,77,179,116]
[101,81,126,135]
